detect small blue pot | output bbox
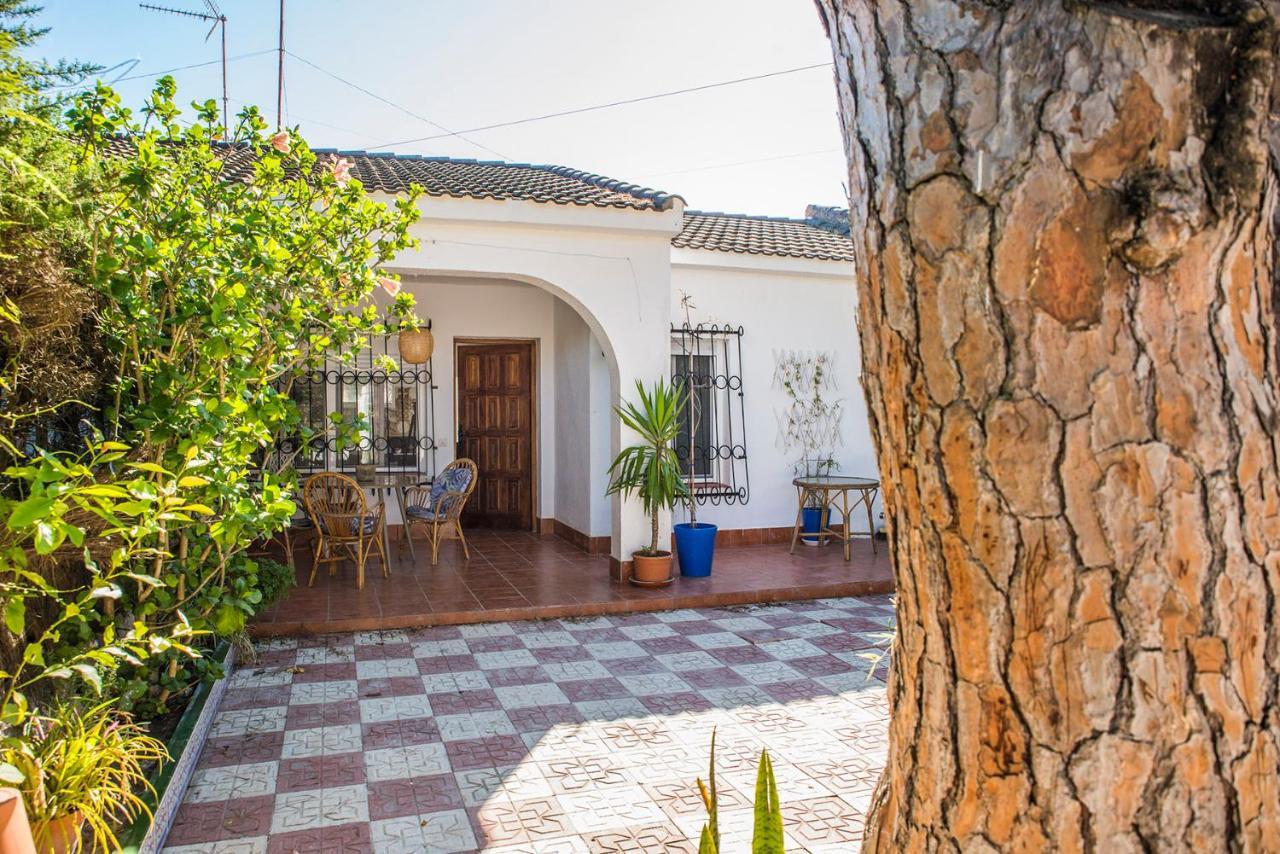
[674,522,718,577]
[801,507,830,545]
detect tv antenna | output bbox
[139,1,229,135]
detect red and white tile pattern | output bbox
[164,597,893,853]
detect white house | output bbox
[292,150,874,576]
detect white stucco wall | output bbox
[670,248,879,534]
[377,190,872,555]
[552,298,592,535]
[386,194,680,561]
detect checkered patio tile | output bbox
[163,597,894,853]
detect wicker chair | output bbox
[302,472,387,589]
[403,458,478,565]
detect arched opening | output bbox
[395,271,623,559]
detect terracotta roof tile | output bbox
[672,211,854,262]
[102,139,682,212]
[102,139,853,260]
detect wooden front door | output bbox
[456,341,535,529]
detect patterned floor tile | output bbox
[365,742,452,782]
[493,682,569,709]
[280,723,362,759]
[371,808,477,853]
[175,599,895,853]
[270,784,369,834]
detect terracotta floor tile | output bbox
[252,536,890,636]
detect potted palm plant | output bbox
[606,379,690,586]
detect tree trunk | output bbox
[816,1,1280,850]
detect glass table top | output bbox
[792,475,879,489]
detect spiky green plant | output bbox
[605,379,690,554]
[697,730,786,854]
[2,701,167,853]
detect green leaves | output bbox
[3,598,24,636]
[606,379,691,551]
[7,494,54,528]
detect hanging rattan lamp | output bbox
[398,324,433,364]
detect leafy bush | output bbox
[0,1,106,463]
[1,0,421,730]
[253,557,296,612]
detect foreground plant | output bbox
[2,701,166,853]
[697,730,785,853]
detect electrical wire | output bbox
[283,50,511,161]
[637,147,843,179]
[228,98,377,142]
[365,62,832,152]
[56,48,276,88]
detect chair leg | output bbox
[455,521,470,560]
[308,534,324,587]
[355,538,366,590]
[374,532,389,578]
[430,523,440,567]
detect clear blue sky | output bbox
[30,1,848,217]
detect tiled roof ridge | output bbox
[309,148,684,211]
[684,209,816,224]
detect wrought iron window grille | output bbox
[273,318,438,483]
[670,322,749,506]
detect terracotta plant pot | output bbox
[0,789,37,854]
[34,811,83,854]
[631,550,674,586]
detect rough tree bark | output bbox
[816,1,1280,850]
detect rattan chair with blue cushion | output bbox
[404,458,477,565]
[302,471,387,589]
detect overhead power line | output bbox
[284,50,511,161]
[114,49,271,84]
[637,147,843,179]
[365,62,833,152]
[53,48,273,90]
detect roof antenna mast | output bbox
[139,1,229,136]
[276,0,285,130]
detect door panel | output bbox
[456,341,534,529]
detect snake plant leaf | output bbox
[708,728,719,850]
[698,823,718,854]
[752,749,785,853]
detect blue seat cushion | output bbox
[319,514,378,536]
[427,465,474,510]
[405,504,438,521]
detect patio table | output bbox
[353,474,421,562]
[789,475,880,561]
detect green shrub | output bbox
[1,2,422,728]
[253,557,296,612]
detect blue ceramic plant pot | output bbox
[674,522,718,577]
[801,507,830,545]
